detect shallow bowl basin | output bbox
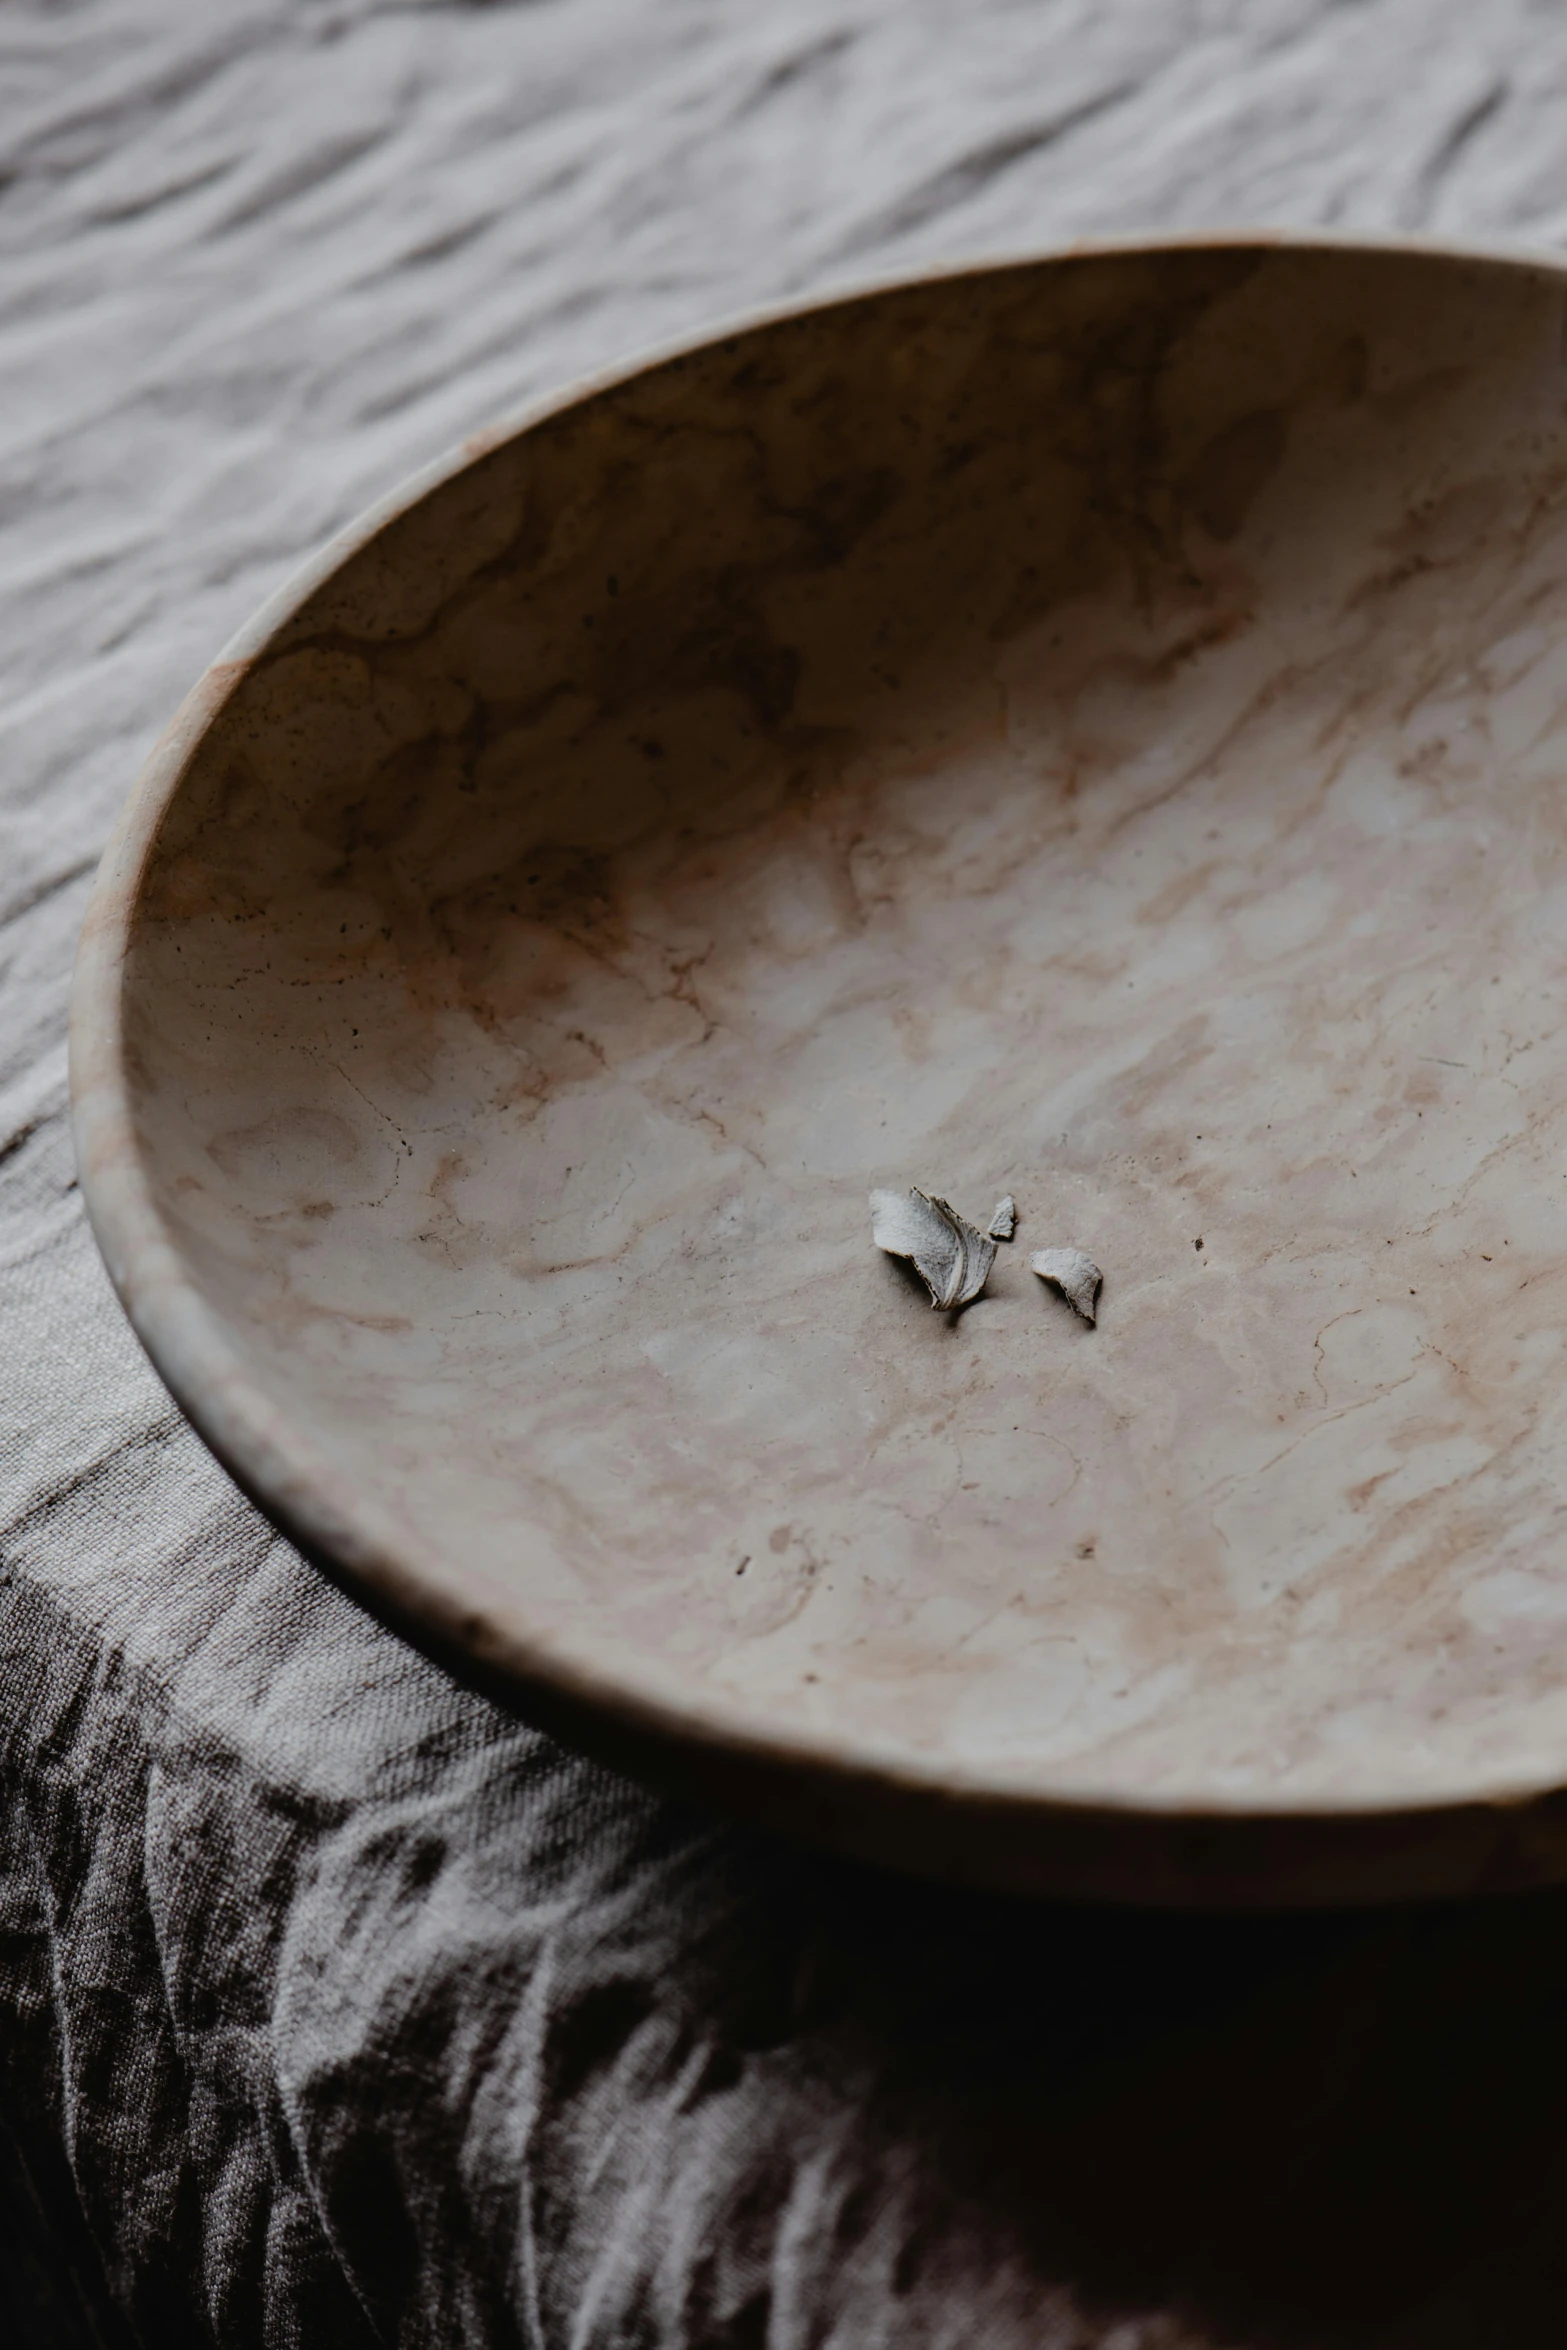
[73,237,1567,1904]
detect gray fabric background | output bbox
[11,5,1567,2344]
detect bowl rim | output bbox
[69,227,1567,1877]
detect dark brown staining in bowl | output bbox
[1185,407,1288,542]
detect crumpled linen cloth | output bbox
[10,4,1567,2344]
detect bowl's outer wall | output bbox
[71,239,1567,1902]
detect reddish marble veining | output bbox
[72,240,1567,1900]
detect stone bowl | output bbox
[72,236,1567,1905]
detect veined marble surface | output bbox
[26,10,1567,2340]
[76,238,1567,1890]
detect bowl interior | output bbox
[103,243,1567,1833]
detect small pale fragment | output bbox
[1031,1246,1103,1325]
[987,1195,1017,1241]
[870,1188,997,1310]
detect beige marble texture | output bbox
[71,237,1567,1901]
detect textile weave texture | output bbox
[11,4,1567,2343]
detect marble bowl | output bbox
[73,237,1567,1904]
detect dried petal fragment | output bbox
[987,1196,1017,1241]
[1031,1246,1103,1325]
[870,1188,997,1310]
